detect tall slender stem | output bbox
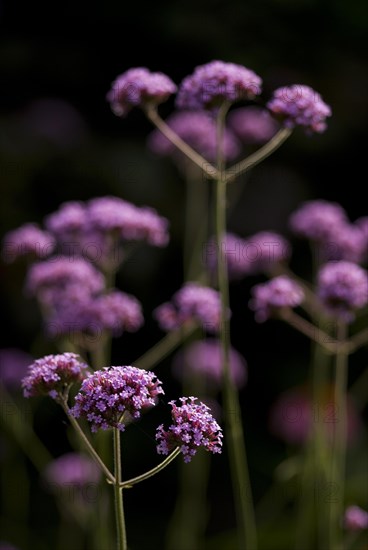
[215,102,257,550]
[328,321,348,550]
[113,427,127,550]
[134,324,197,371]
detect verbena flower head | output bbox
[25,257,105,306]
[0,348,33,390]
[107,67,177,117]
[2,223,55,263]
[0,543,19,550]
[47,290,144,338]
[176,60,262,110]
[344,506,368,531]
[242,231,291,275]
[290,200,347,241]
[156,397,223,462]
[317,261,368,322]
[228,106,279,144]
[250,275,305,322]
[267,84,331,133]
[45,201,88,242]
[154,282,225,333]
[172,338,247,389]
[87,196,169,247]
[43,452,101,487]
[22,353,88,399]
[71,366,164,432]
[289,200,365,262]
[148,111,240,163]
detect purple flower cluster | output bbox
[71,366,164,432]
[107,68,177,117]
[172,338,247,389]
[26,256,105,306]
[267,85,331,133]
[43,452,101,486]
[148,111,240,163]
[2,223,55,263]
[250,276,305,322]
[317,261,368,322]
[156,397,223,462]
[344,505,368,531]
[290,200,366,263]
[176,60,262,110]
[154,282,225,333]
[228,106,279,144]
[47,290,144,338]
[22,353,88,399]
[206,231,291,279]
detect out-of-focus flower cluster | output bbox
[154,282,225,334]
[2,196,170,344]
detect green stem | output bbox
[119,447,181,488]
[134,324,197,371]
[145,107,219,179]
[328,321,348,550]
[0,383,52,470]
[60,399,115,483]
[113,427,127,550]
[278,309,339,353]
[224,127,292,183]
[215,102,257,550]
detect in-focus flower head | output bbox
[267,84,331,133]
[107,67,177,117]
[47,290,144,338]
[26,256,105,306]
[228,106,280,144]
[43,452,101,487]
[250,275,305,322]
[2,223,55,263]
[317,261,368,322]
[172,338,247,389]
[344,506,368,531]
[154,282,226,333]
[176,60,262,110]
[148,110,240,163]
[71,366,164,432]
[22,353,88,399]
[156,396,223,462]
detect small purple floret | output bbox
[22,353,88,399]
[156,397,223,462]
[71,366,164,432]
